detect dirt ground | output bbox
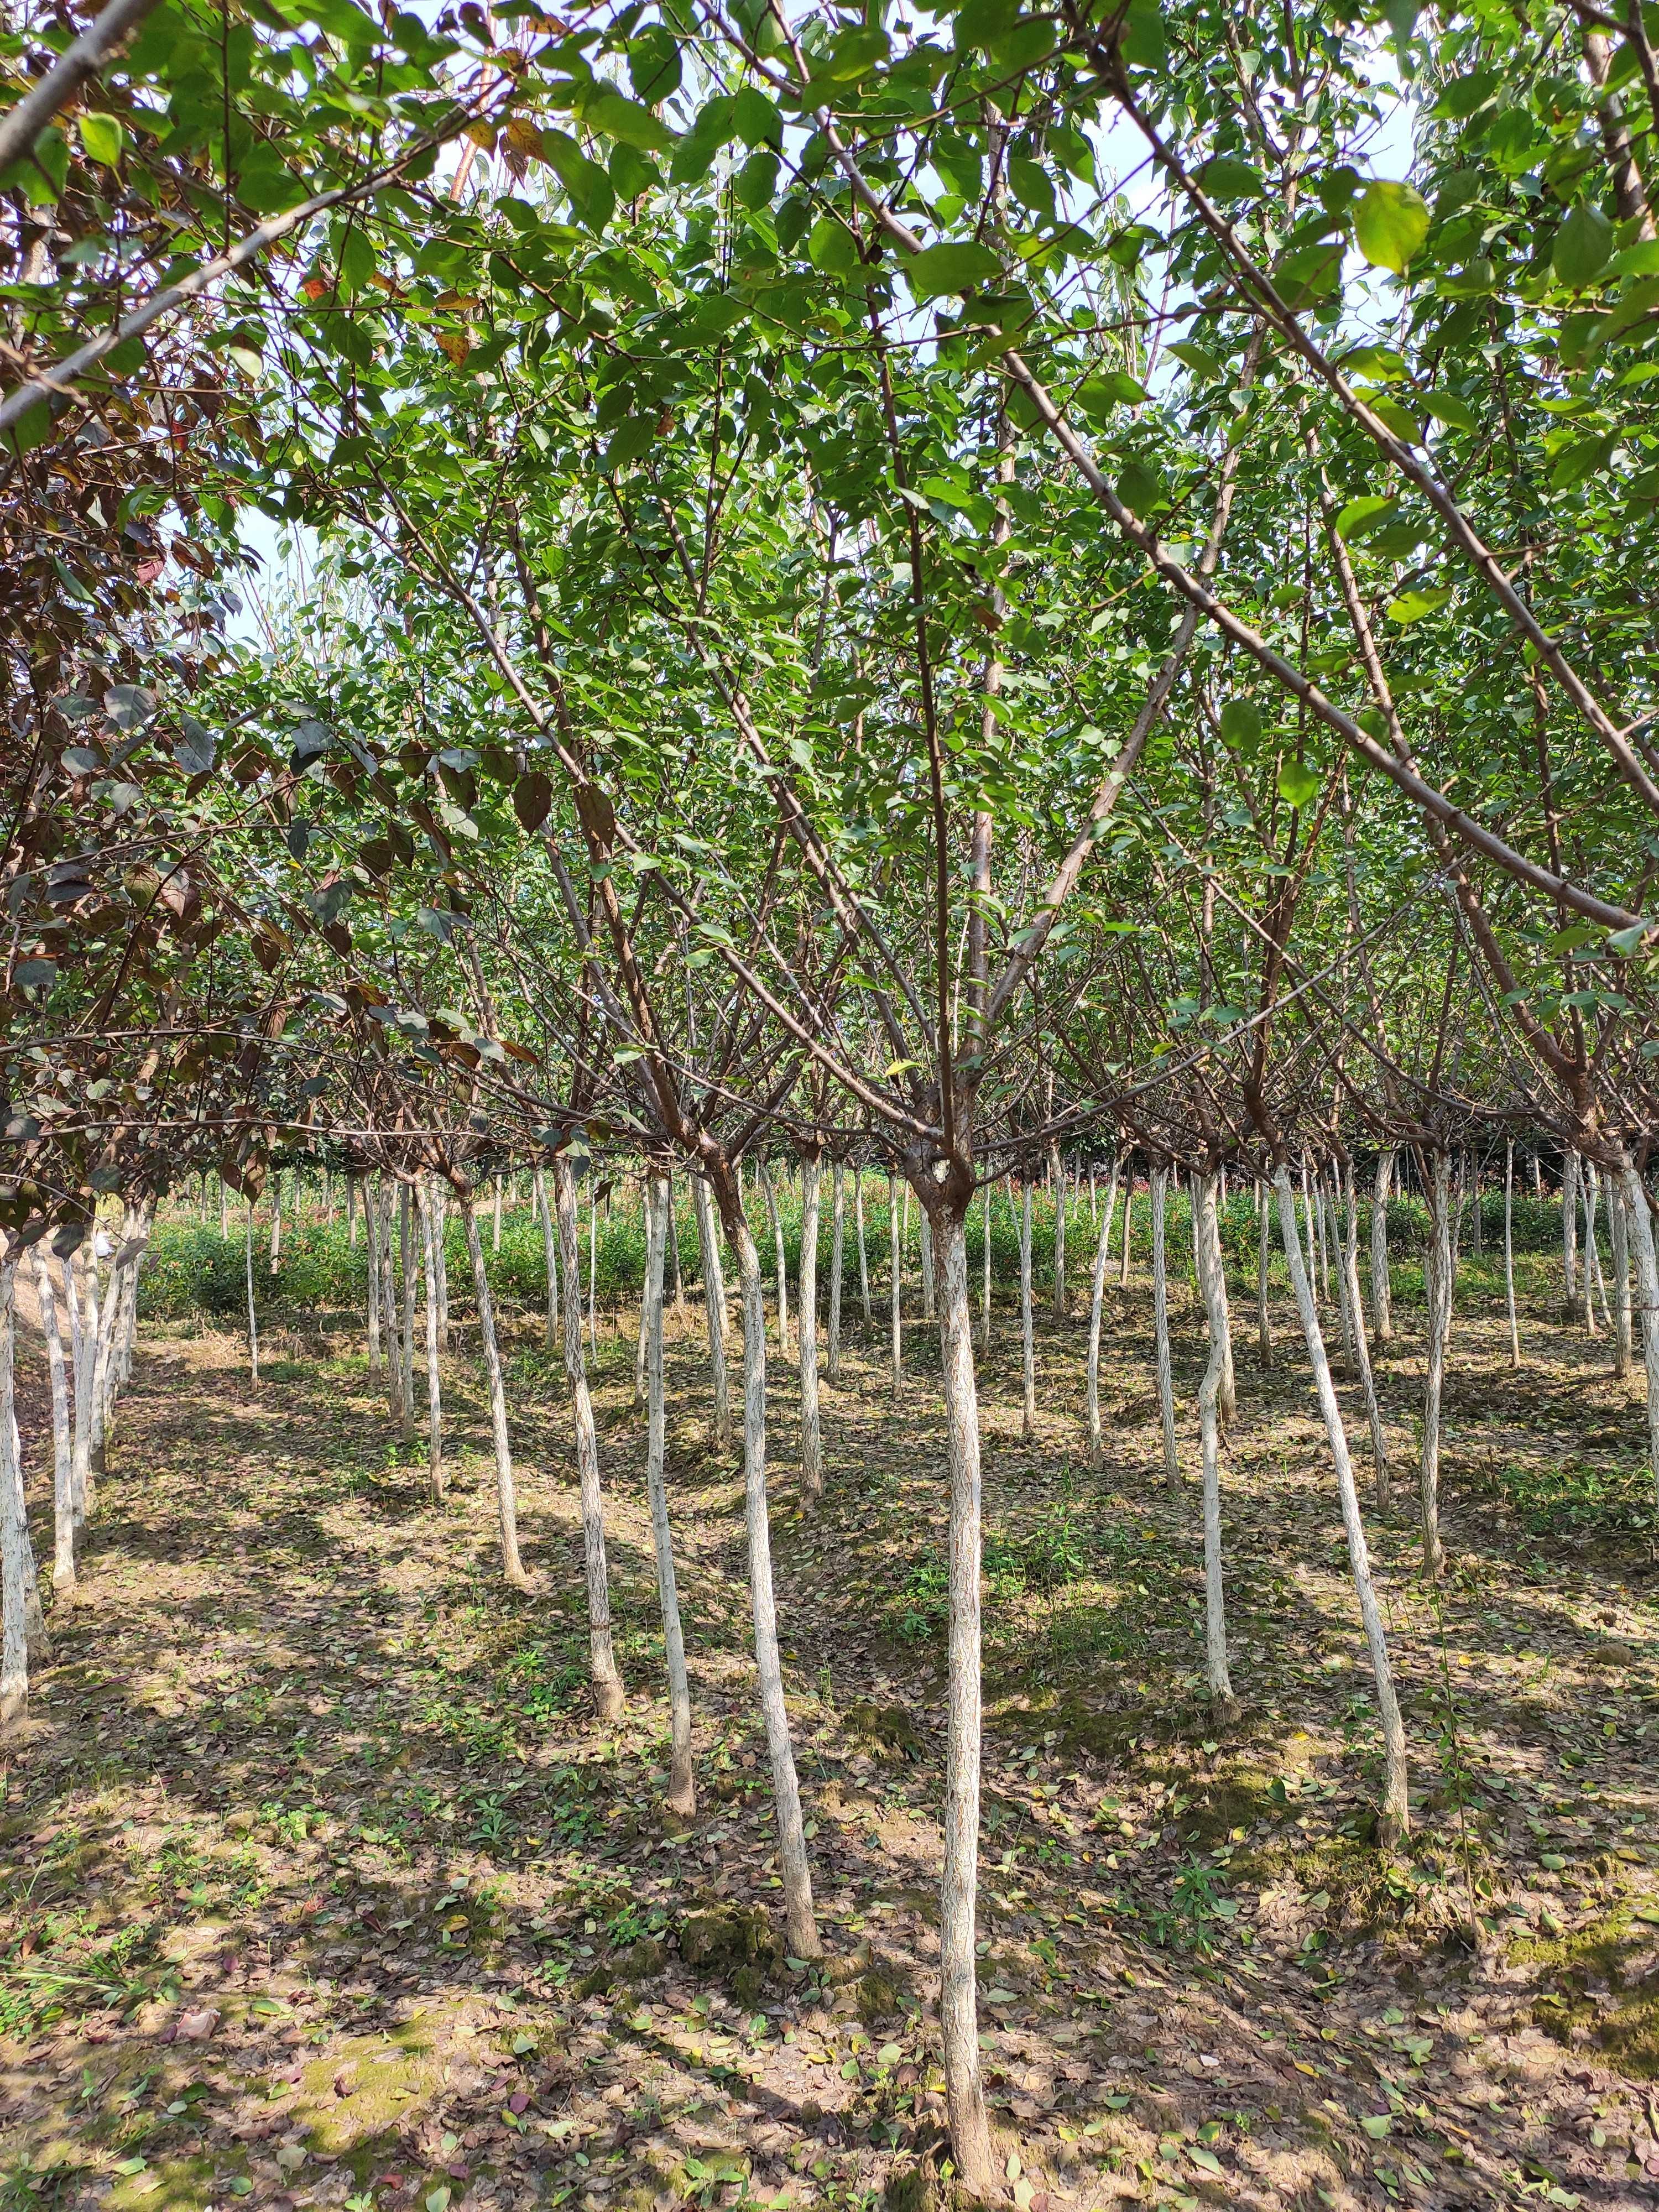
[2,1236,1658,2212]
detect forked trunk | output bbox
[1085,1161,1121,1467]
[641,1176,696,1813]
[930,1205,999,2200]
[1151,1168,1180,1488]
[415,1178,444,1503]
[461,1192,529,1590]
[554,1156,625,1720]
[32,1249,74,1595]
[1420,1154,1452,1582]
[692,1173,732,1456]
[1274,1168,1408,1846]
[799,1155,823,1510]
[1018,1180,1035,1443]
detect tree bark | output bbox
[1256,1176,1272,1368]
[1050,1140,1067,1321]
[398,1182,416,1442]
[1019,1178,1036,1443]
[1610,1171,1632,1380]
[1370,1147,1395,1349]
[930,1205,999,2201]
[415,1179,445,1504]
[1563,1149,1580,1316]
[828,1163,844,1384]
[889,1174,902,1387]
[32,1248,74,1595]
[799,1153,823,1511]
[759,1157,790,1358]
[535,1166,560,1354]
[1338,1167,1389,1510]
[1504,1140,1521,1371]
[461,1192,529,1590]
[0,1259,29,1734]
[1151,1168,1180,1488]
[980,1181,993,1355]
[1086,1160,1121,1467]
[856,1171,872,1324]
[1119,1182,1134,1287]
[1193,1170,1236,1423]
[366,1173,383,1384]
[554,1156,625,1719]
[1420,1152,1452,1583]
[1198,1269,1235,1723]
[1274,1168,1409,1846]
[692,1172,732,1455]
[244,1200,259,1391]
[1619,1164,1659,1513]
[645,1175,696,1814]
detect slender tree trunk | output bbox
[930,1205,998,2200]
[645,1175,695,1814]
[1086,1161,1121,1467]
[1019,1180,1036,1443]
[1274,1168,1408,1845]
[347,1175,358,1249]
[32,1249,74,1595]
[379,1179,404,1428]
[1619,1164,1659,1512]
[398,1183,416,1442]
[1256,1176,1272,1368]
[434,1185,449,1352]
[636,1184,651,1411]
[980,1181,993,1354]
[219,1181,228,1240]
[1194,1170,1236,1422]
[1370,1147,1395,1350]
[828,1163,844,1384]
[799,1155,823,1511]
[415,1178,444,1503]
[536,1166,560,1353]
[1151,1168,1180,1488]
[270,1175,283,1271]
[692,1173,731,1456]
[0,1259,29,1734]
[856,1171,872,1324]
[588,1181,598,1349]
[1504,1140,1521,1370]
[554,1157,625,1718]
[1420,1154,1452,1583]
[723,1197,820,1958]
[1050,1140,1067,1321]
[70,1240,96,1525]
[889,1173,902,1387]
[1611,1172,1632,1380]
[1338,1168,1389,1509]
[1327,1171,1355,1375]
[1119,1181,1134,1287]
[1563,1150,1580,1316]
[1301,1162,1318,1309]
[1197,1265,1235,1724]
[244,1200,259,1390]
[366,1175,382,1384]
[461,1191,529,1590]
[492,1176,503,1253]
[1587,1167,1613,1334]
[759,1159,790,1358]
[669,1172,686,1311]
[919,1206,935,1321]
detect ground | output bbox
[3,1232,1659,2212]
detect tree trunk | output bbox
[366,1173,382,1384]
[723,1194,821,1959]
[535,1166,560,1354]
[1563,1150,1580,1316]
[645,1175,696,1814]
[434,1184,450,1351]
[347,1175,358,1248]
[930,1205,999,2201]
[398,1183,416,1442]
[1019,1179,1036,1443]
[1504,1140,1521,1370]
[827,1164,844,1384]
[919,1206,935,1321]
[71,1239,96,1525]
[415,1178,444,1503]
[1338,1168,1389,1510]
[379,1179,404,1428]
[759,1159,790,1358]
[1119,1181,1134,1287]
[270,1175,283,1271]
[588,1181,598,1348]
[0,1258,29,1735]
[856,1172,872,1324]
[554,1156,625,1719]
[461,1192,529,1590]
[670,1172,686,1311]
[1194,1171,1236,1423]
[889,1175,902,1387]
[1274,1167,1408,1845]
[1587,1167,1613,1334]
[980,1181,993,1355]
[692,1173,731,1456]
[32,1248,74,1595]
[1256,1176,1272,1368]
[1619,1164,1659,1514]
[1610,1171,1632,1380]
[1151,1168,1180,1488]
[799,1155,823,1511]
[492,1176,503,1254]
[1370,1147,1394,1349]
[244,1200,259,1391]
[1050,1140,1067,1321]
[1420,1153,1452,1583]
[1198,1270,1235,1724]
[1086,1160,1121,1467]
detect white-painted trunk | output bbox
[759,1159,790,1358]
[855,1172,872,1324]
[1587,1167,1613,1334]
[32,1249,74,1595]
[1619,1164,1659,1512]
[692,1174,731,1456]
[729,1207,821,1958]
[1504,1141,1521,1370]
[1198,1277,1235,1721]
[1274,1168,1409,1845]
[1119,1182,1134,1287]
[378,1178,404,1427]
[588,1183,598,1349]
[434,1185,449,1351]
[931,1207,998,2198]
[1610,1172,1632,1380]
[827,1164,844,1384]
[462,1192,528,1590]
[492,1176,503,1253]
[1019,1180,1035,1443]
[1050,1140,1067,1322]
[415,1179,444,1503]
[366,1175,382,1384]
[889,1175,902,1386]
[555,1156,625,1719]
[1151,1168,1180,1488]
[1420,1154,1452,1583]
[1338,1168,1389,1509]
[1563,1150,1580,1313]
[799,1156,823,1509]
[1256,1176,1272,1368]
[535,1166,560,1354]
[1085,1162,1121,1467]
[398,1182,416,1441]
[1194,1171,1236,1423]
[1370,1148,1394,1349]
[1329,1172,1356,1376]
[0,1260,28,1733]
[645,1176,695,1813]
[244,1200,259,1390]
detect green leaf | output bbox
[238,145,307,213]
[542,131,615,233]
[582,88,676,152]
[1354,179,1430,274]
[733,86,782,147]
[1421,390,1477,431]
[906,240,1002,298]
[1335,494,1399,542]
[1606,922,1651,957]
[604,416,658,469]
[1168,340,1221,380]
[735,148,779,209]
[1368,395,1423,442]
[1360,2115,1391,2140]
[1188,2147,1225,2177]
[1199,155,1261,200]
[1549,431,1616,489]
[820,24,890,79]
[1277,759,1321,808]
[1219,698,1261,751]
[1553,202,1614,289]
[807,214,862,275]
[1074,369,1146,418]
[1121,0,1166,68]
[77,112,124,168]
[627,24,681,102]
[1385,585,1453,624]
